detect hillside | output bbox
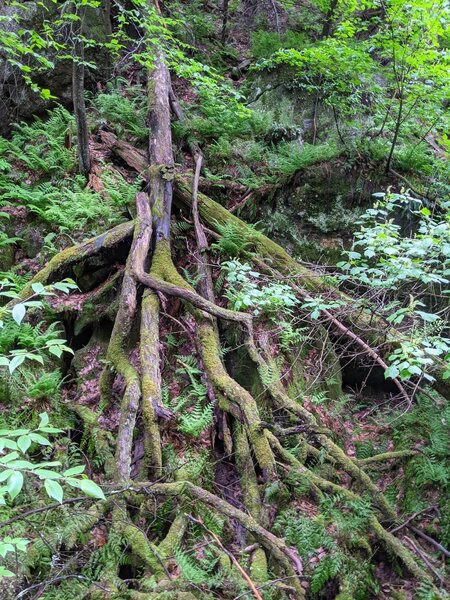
[0,2,449,599]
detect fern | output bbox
[92,90,148,140]
[178,399,213,438]
[174,545,222,587]
[260,356,283,387]
[211,221,252,257]
[311,553,344,593]
[172,356,214,437]
[279,321,309,351]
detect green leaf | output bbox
[33,469,62,480]
[0,452,19,464]
[38,426,63,434]
[44,479,63,503]
[7,471,23,500]
[0,470,13,483]
[0,566,15,578]
[17,435,31,454]
[384,365,400,379]
[29,433,51,446]
[78,479,105,500]
[63,465,85,477]
[31,282,46,294]
[12,303,26,325]
[38,412,49,428]
[8,354,25,374]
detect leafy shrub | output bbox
[251,30,309,59]
[222,260,299,316]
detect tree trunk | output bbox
[72,6,91,179]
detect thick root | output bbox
[12,220,134,304]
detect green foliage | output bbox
[212,222,254,258]
[337,190,450,381]
[251,30,309,59]
[278,320,309,351]
[0,107,133,235]
[5,107,76,178]
[91,86,148,140]
[269,141,340,177]
[168,356,214,438]
[391,393,449,515]
[174,544,222,587]
[260,356,283,387]
[223,260,299,316]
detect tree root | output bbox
[267,432,444,594]
[11,220,134,304]
[101,193,152,482]
[132,481,306,599]
[245,335,397,521]
[139,289,163,479]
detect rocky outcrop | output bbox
[0,0,111,136]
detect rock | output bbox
[0,0,111,136]
[18,225,44,259]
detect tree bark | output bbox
[72,6,91,179]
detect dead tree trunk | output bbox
[72,5,91,179]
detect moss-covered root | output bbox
[11,220,134,305]
[157,513,187,570]
[140,289,163,479]
[136,481,306,599]
[267,433,442,595]
[247,337,397,521]
[71,404,115,478]
[197,319,276,479]
[233,421,263,523]
[357,450,417,466]
[249,547,269,585]
[138,239,252,328]
[104,193,152,482]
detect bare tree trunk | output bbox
[221,0,230,43]
[147,52,174,241]
[386,94,403,173]
[72,7,91,179]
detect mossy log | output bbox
[11,220,134,304]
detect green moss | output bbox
[233,422,261,521]
[198,321,276,477]
[249,548,268,583]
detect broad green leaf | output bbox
[384,365,400,379]
[12,303,26,325]
[38,412,49,428]
[0,452,19,464]
[7,471,23,500]
[44,479,64,503]
[31,282,46,294]
[63,465,85,477]
[33,469,62,480]
[8,354,25,374]
[7,460,34,469]
[17,435,31,454]
[0,470,13,483]
[29,433,51,446]
[78,479,105,500]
